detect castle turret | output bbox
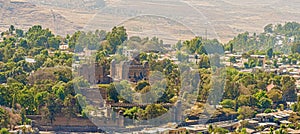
[110,59,116,79]
[174,100,182,123]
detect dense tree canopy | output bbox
[227,22,300,53]
[0,23,299,130]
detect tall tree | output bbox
[237,106,255,120]
[264,24,273,33]
[62,94,77,120]
[44,94,62,124]
[230,43,233,53]
[106,26,128,53]
[281,76,297,102]
[267,48,273,59]
[0,107,10,128]
[291,43,300,54]
[9,25,15,35]
[144,104,167,119]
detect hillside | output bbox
[1,0,300,43]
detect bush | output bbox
[220,99,236,109]
[237,106,255,120]
[0,128,9,134]
[213,127,229,133]
[278,104,284,111]
[264,108,272,113]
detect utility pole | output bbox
[204,22,209,41]
[205,28,207,40]
[50,9,58,34]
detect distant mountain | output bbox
[0,0,300,44]
[26,0,105,10]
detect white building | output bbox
[123,48,139,59]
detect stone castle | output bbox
[78,63,112,84]
[110,56,149,83]
[78,54,150,84]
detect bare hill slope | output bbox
[1,0,300,43]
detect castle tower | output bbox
[174,100,182,123]
[143,61,150,80]
[110,59,116,79]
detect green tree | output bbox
[19,39,28,48]
[224,80,240,100]
[135,81,150,91]
[267,89,282,103]
[176,52,189,62]
[9,25,15,35]
[123,107,139,119]
[238,95,258,107]
[44,94,62,124]
[116,81,134,103]
[62,94,77,120]
[220,99,236,109]
[53,84,66,100]
[42,58,55,67]
[16,29,24,37]
[0,107,9,129]
[175,40,182,50]
[229,56,237,64]
[25,25,54,48]
[273,59,279,68]
[74,94,86,114]
[213,127,229,134]
[106,26,128,53]
[239,128,248,134]
[259,97,273,109]
[183,37,200,54]
[0,128,9,134]
[254,90,267,100]
[281,76,297,102]
[107,84,119,102]
[237,106,255,120]
[267,48,273,59]
[18,90,35,114]
[264,24,273,33]
[198,54,210,68]
[275,128,287,134]
[291,58,297,65]
[144,104,167,119]
[208,124,213,134]
[69,31,83,52]
[0,85,8,105]
[34,91,49,113]
[47,36,60,49]
[230,43,233,53]
[291,43,300,54]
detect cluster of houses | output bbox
[137,127,187,134]
[239,110,300,134]
[223,51,300,90]
[135,110,298,134]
